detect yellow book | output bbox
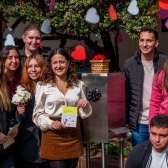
[61,106,77,127]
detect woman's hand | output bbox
[17,104,26,115]
[0,132,7,144]
[77,99,88,108]
[9,129,18,138]
[51,120,66,130]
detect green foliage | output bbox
[105,141,133,157]
[0,0,158,39]
[105,142,119,156]
[90,142,101,150]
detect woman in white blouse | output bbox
[33,48,92,168]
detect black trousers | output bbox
[15,159,51,168]
[0,154,15,168]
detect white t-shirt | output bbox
[139,58,154,124]
[150,147,168,168]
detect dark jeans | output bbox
[0,154,15,168]
[131,123,149,147]
[50,158,78,168]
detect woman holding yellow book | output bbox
[33,48,92,168]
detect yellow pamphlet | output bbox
[61,106,77,127]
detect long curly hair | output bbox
[20,54,47,96]
[43,48,78,88]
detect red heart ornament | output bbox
[159,0,168,10]
[71,45,86,60]
[109,4,117,20]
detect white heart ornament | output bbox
[4,34,15,46]
[90,33,101,41]
[85,7,100,24]
[41,19,52,34]
[127,0,139,15]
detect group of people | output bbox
[1,22,168,168]
[123,26,168,167]
[0,24,92,168]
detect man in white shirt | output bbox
[126,114,168,168]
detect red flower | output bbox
[92,54,106,60]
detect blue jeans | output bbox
[131,124,149,147]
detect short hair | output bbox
[23,24,41,36]
[150,114,168,128]
[139,26,159,40]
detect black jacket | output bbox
[19,48,50,67]
[125,140,168,168]
[0,105,18,155]
[123,49,168,129]
[15,97,46,164]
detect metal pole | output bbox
[86,142,90,168]
[119,139,124,168]
[101,143,106,168]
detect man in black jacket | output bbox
[123,26,168,146]
[126,114,168,168]
[19,24,50,66]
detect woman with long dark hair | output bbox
[0,56,18,168]
[0,45,22,97]
[15,54,50,168]
[33,48,92,168]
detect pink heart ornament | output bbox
[49,0,56,12]
[165,19,168,28]
[158,8,168,19]
[117,31,123,43]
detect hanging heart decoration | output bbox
[158,8,168,19]
[165,19,168,28]
[20,0,22,7]
[67,31,75,35]
[71,45,86,61]
[159,0,168,10]
[90,33,102,41]
[85,7,100,24]
[109,4,117,20]
[49,0,56,12]
[127,0,139,15]
[87,88,102,102]
[41,19,52,34]
[3,27,15,40]
[117,31,123,43]
[4,34,15,46]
